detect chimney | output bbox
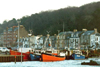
[40,35,43,37]
[94,28,97,33]
[54,34,56,36]
[73,29,77,32]
[20,25,24,28]
[82,29,87,32]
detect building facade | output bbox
[0,33,4,46]
[80,28,100,49]
[3,25,28,47]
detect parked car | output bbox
[0,47,10,54]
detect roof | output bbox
[8,27,12,31]
[95,33,100,36]
[58,32,67,35]
[39,36,46,39]
[73,31,82,37]
[14,27,18,31]
[49,36,56,40]
[66,36,79,39]
[59,31,73,35]
[74,31,82,35]
[82,30,94,35]
[7,27,18,32]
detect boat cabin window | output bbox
[46,51,52,53]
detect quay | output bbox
[0,55,24,62]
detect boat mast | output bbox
[44,31,50,49]
[46,31,52,49]
[17,20,21,49]
[28,29,32,47]
[57,30,60,54]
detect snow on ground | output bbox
[0,58,100,67]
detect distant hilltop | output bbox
[0,1,100,35]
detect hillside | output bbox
[0,1,100,35]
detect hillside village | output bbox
[1,0,100,66]
[0,25,100,51]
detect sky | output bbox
[0,0,100,24]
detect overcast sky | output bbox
[0,0,100,24]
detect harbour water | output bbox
[0,58,100,67]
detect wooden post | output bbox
[86,49,89,58]
[15,55,16,64]
[21,48,22,63]
[67,51,69,60]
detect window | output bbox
[74,35,75,37]
[13,38,16,40]
[71,34,73,37]
[70,39,73,42]
[76,33,78,37]
[76,39,77,42]
[88,33,90,35]
[63,35,65,39]
[95,36,98,41]
[97,37,98,41]
[3,48,5,49]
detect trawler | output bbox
[40,33,66,62]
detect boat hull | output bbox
[41,53,65,62]
[29,54,41,61]
[10,50,30,61]
[71,54,85,60]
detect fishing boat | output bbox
[10,28,34,61]
[10,48,32,61]
[29,36,46,61]
[40,33,66,62]
[41,52,65,62]
[41,49,66,62]
[29,49,41,61]
[29,47,58,61]
[70,50,85,60]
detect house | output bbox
[15,37,29,48]
[94,33,100,49]
[80,28,100,49]
[69,29,81,49]
[30,35,43,48]
[56,31,74,49]
[38,36,46,48]
[3,25,28,47]
[56,32,67,49]
[66,30,80,50]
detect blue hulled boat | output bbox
[29,50,41,61]
[71,50,85,60]
[30,53,41,61]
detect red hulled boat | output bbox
[10,48,32,61]
[41,53,65,62]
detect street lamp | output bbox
[17,20,21,49]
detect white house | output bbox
[80,28,100,49]
[95,33,100,49]
[67,30,80,50]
